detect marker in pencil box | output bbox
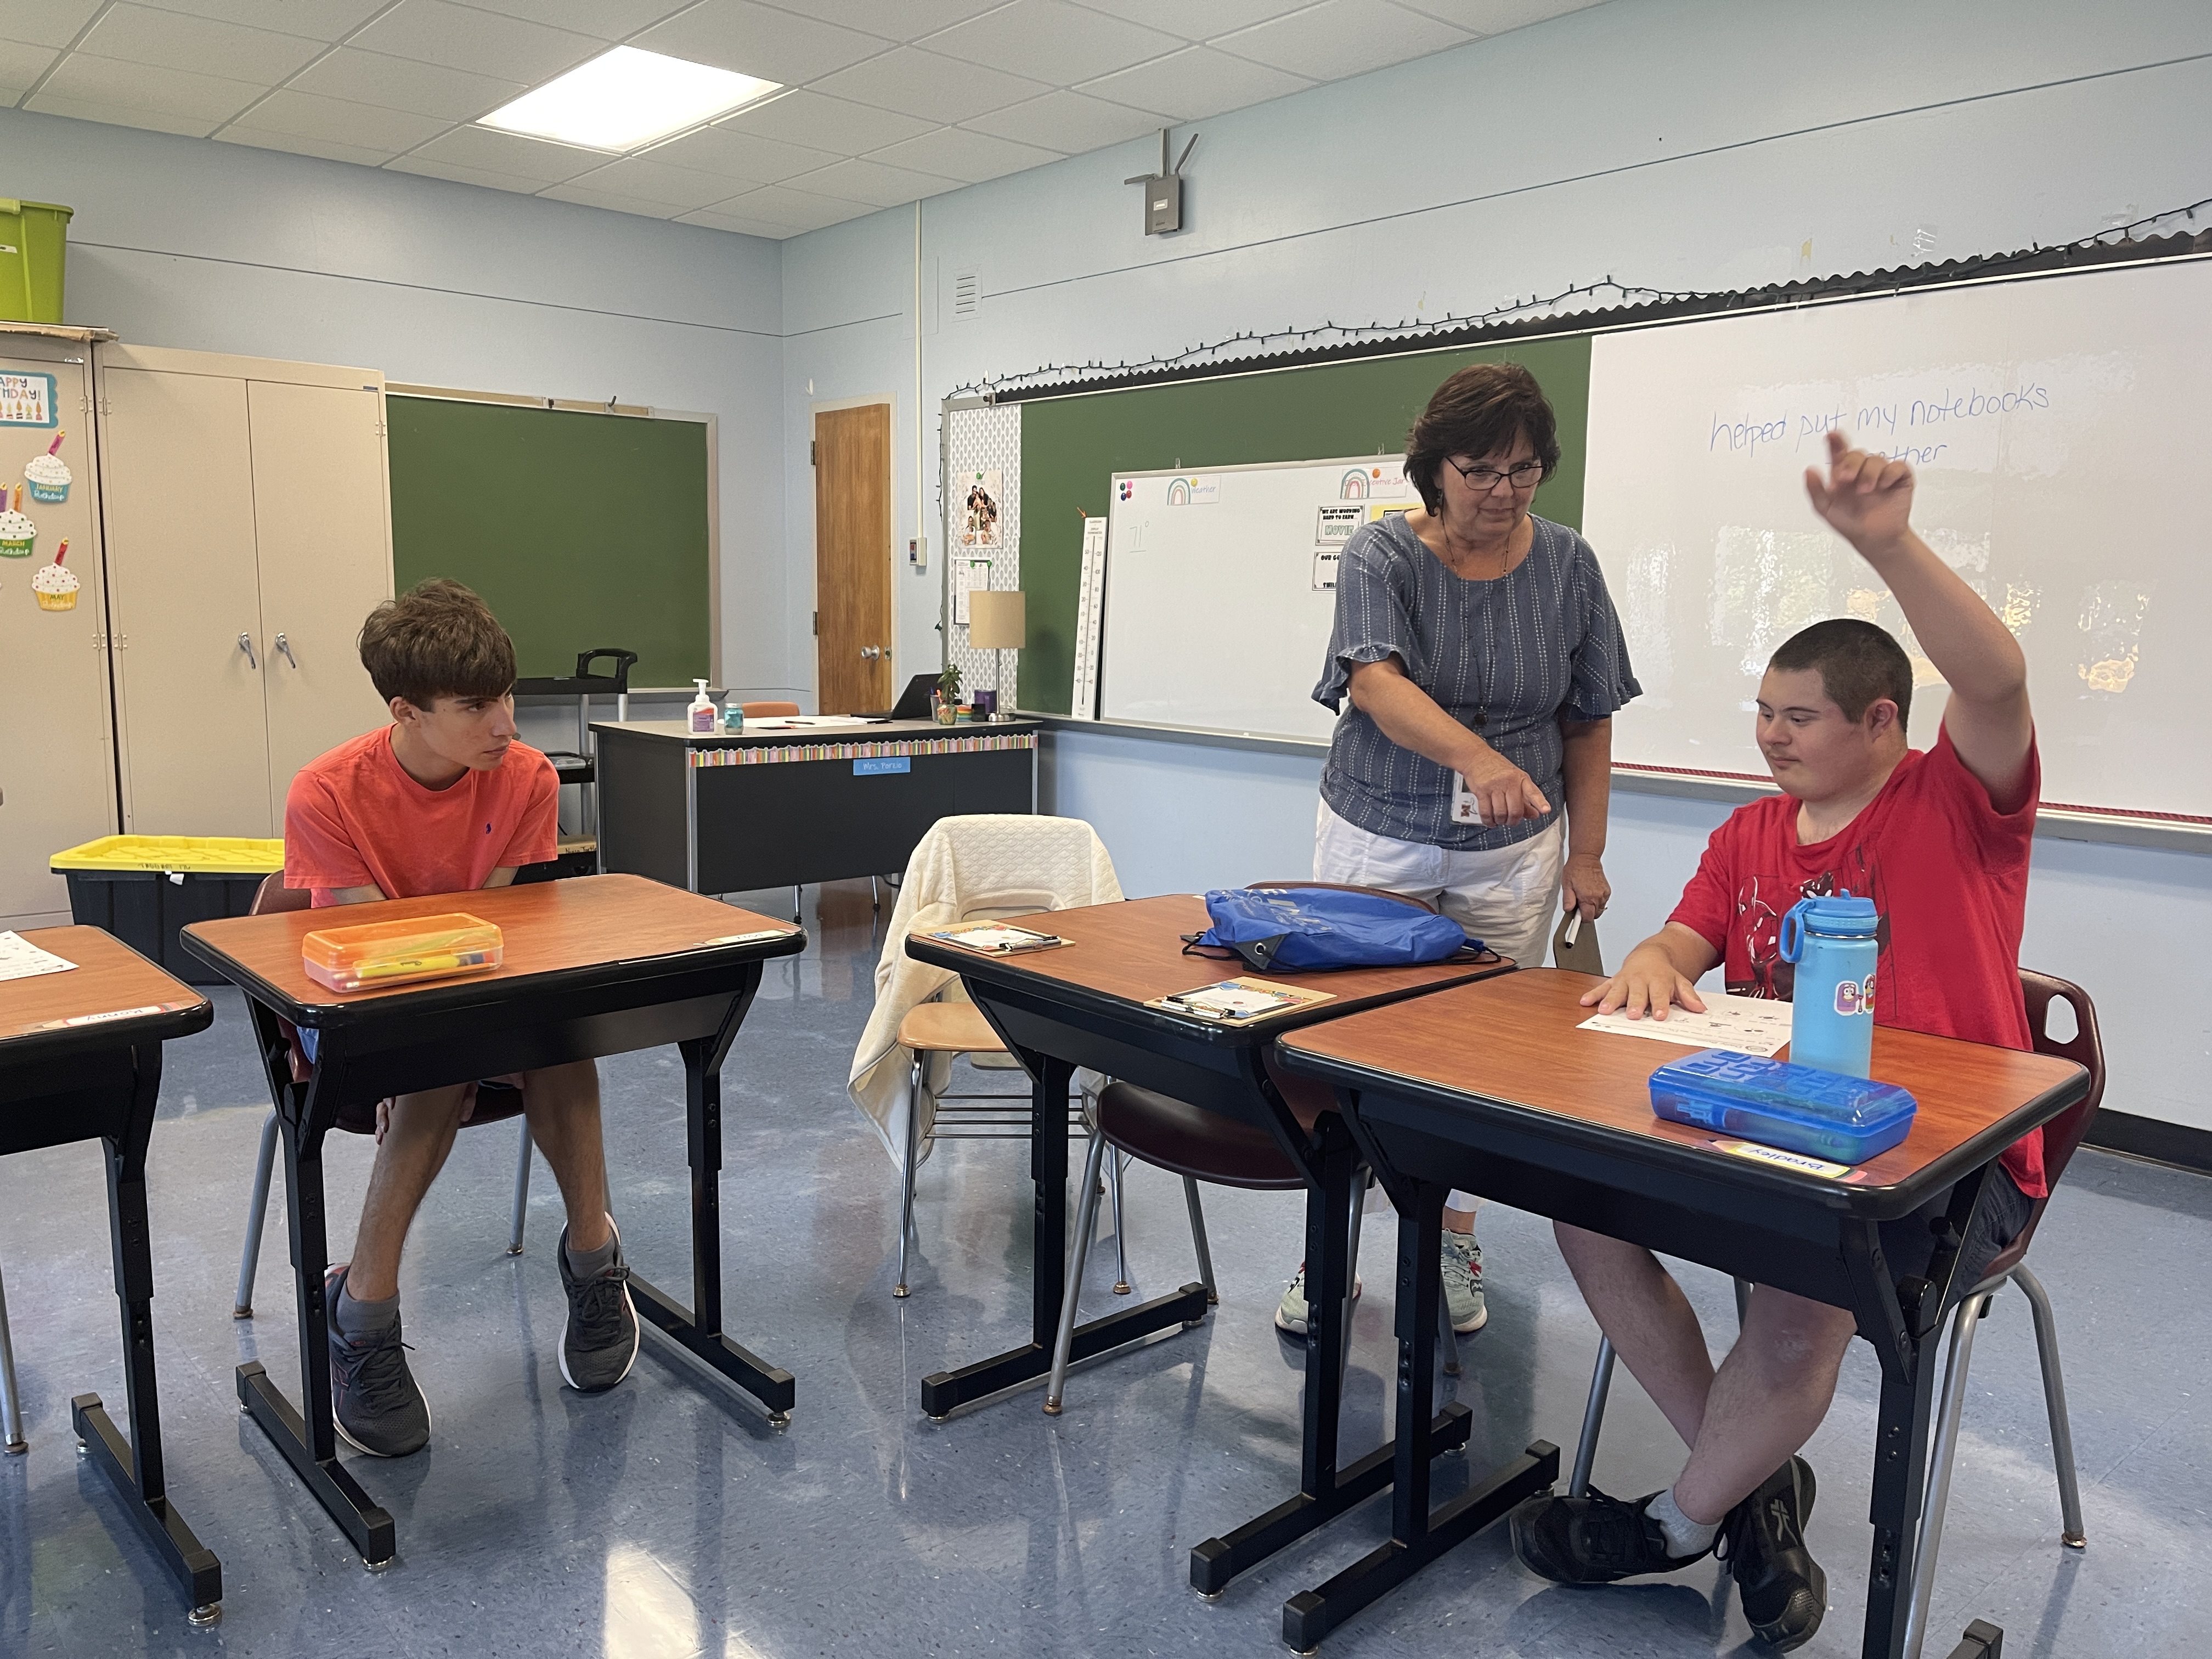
[356,951,495,981]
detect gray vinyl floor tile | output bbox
[1,881,2207,1657]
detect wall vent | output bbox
[951,267,981,323]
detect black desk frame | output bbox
[1278,1051,2086,1658]
[0,1018,222,1620]
[901,941,1502,1598]
[187,932,806,1567]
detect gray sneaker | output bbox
[1273,1262,1363,1336]
[325,1266,431,1458]
[1442,1228,1487,1333]
[558,1216,640,1393]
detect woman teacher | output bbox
[1276,360,1641,1341]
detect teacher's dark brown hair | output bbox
[1406,361,1562,515]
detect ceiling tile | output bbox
[346,0,601,84]
[638,122,840,183]
[535,180,686,219]
[786,154,960,207]
[1078,44,1307,120]
[706,181,876,231]
[1213,0,1468,79]
[76,4,325,83]
[634,0,889,85]
[868,124,1060,182]
[0,35,61,93]
[384,153,546,194]
[811,46,1048,125]
[745,1,1003,42]
[1069,0,1311,35]
[29,51,263,122]
[459,0,696,41]
[20,91,222,137]
[710,87,933,154]
[962,88,1165,153]
[1393,0,1601,32]
[0,0,103,51]
[290,47,526,121]
[672,204,798,238]
[218,86,449,151]
[216,125,403,165]
[129,0,390,41]
[919,1,1182,84]
[561,153,752,210]
[405,122,606,182]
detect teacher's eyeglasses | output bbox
[1444,458,1545,493]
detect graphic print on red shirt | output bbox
[1668,724,2047,1197]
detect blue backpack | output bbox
[1187,886,1481,974]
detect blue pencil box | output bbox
[1649,1049,1918,1166]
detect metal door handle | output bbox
[275,633,298,668]
[860,646,878,660]
[238,632,258,670]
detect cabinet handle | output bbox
[238,632,258,670]
[275,633,298,669]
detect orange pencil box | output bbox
[301,913,505,994]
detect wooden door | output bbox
[101,367,273,836]
[814,403,893,714]
[250,379,393,804]
[0,344,117,926]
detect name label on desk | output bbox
[854,757,912,775]
[1714,1139,1857,1181]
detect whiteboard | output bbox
[1100,456,1415,740]
[1582,258,2212,818]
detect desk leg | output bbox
[918,1051,1207,1419]
[1846,1218,1944,1659]
[628,980,798,1420]
[1278,1176,1557,1652]
[74,1043,222,1619]
[1189,1122,1476,1598]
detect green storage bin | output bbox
[1,199,73,325]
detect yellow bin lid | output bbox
[52,834,285,873]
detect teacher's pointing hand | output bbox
[1461,748,1552,828]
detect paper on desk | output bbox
[1576,992,1791,1057]
[0,930,78,981]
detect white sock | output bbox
[1647,1486,1718,1558]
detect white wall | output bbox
[785,0,2212,1133]
[0,104,791,695]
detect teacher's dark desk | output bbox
[0,929,219,1620]
[180,875,806,1568]
[904,894,1511,1593]
[1277,969,2090,1657]
[594,718,1037,895]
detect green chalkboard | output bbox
[387,395,711,686]
[1015,335,1592,714]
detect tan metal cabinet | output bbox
[97,345,393,839]
[0,328,118,928]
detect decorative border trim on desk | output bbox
[686,733,1037,768]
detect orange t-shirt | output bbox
[284,727,558,906]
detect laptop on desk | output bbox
[865,673,938,722]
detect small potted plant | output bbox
[934,662,962,725]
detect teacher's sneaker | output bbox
[1719,1457,1826,1651]
[1511,1486,1713,1583]
[558,1216,640,1393]
[1442,1228,1487,1332]
[324,1266,431,1458]
[1272,1263,1363,1336]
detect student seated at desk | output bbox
[1509,433,2042,1651]
[285,579,640,1458]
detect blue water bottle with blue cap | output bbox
[1779,892,1880,1077]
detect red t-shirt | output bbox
[284,728,558,906]
[1668,724,2046,1196]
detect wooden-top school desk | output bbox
[594,718,1038,897]
[179,874,806,1568]
[1275,969,2090,1658]
[902,893,1511,1593]
[0,928,221,1621]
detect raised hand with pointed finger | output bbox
[1804,428,1914,555]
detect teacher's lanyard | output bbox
[1451,584,1498,826]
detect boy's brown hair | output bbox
[358,579,517,709]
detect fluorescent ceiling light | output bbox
[479,47,780,154]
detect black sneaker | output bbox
[1511,1487,1714,1584]
[558,1216,639,1393]
[324,1266,431,1458]
[1719,1457,1826,1650]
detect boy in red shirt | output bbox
[1509,433,2041,1650]
[286,579,638,1458]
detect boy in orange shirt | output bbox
[285,579,637,1458]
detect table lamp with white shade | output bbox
[966,589,1026,721]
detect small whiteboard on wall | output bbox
[1101,456,1414,741]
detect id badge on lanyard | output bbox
[1451,776,1483,824]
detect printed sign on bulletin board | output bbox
[958,469,1002,550]
[1,372,58,427]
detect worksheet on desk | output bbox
[1576,992,1791,1057]
[0,930,77,981]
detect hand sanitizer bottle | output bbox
[721,692,744,732]
[688,679,715,733]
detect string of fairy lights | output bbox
[946,193,2212,403]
